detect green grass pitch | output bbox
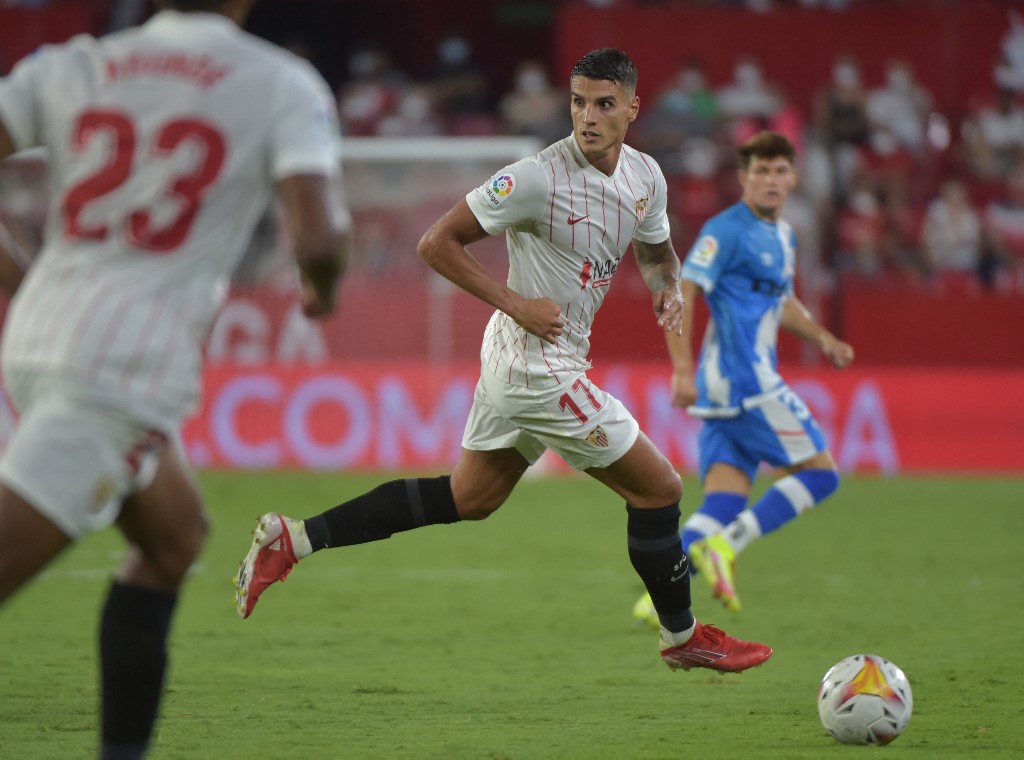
[1,472,1022,759]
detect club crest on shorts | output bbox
[586,425,609,447]
[90,477,117,513]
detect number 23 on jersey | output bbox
[62,108,226,252]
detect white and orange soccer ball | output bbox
[817,653,913,745]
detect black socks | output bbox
[302,482,694,632]
[627,503,695,633]
[305,475,460,550]
[99,581,177,760]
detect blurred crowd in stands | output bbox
[0,0,1022,297]
[329,20,1024,296]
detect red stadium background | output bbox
[0,1,1021,474]
[553,3,1009,117]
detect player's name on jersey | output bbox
[106,52,231,89]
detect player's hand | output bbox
[654,287,685,336]
[513,297,564,344]
[670,370,698,408]
[299,272,336,319]
[822,336,854,369]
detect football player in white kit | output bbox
[0,1,350,757]
[236,49,772,675]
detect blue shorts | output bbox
[697,386,827,482]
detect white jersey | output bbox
[0,11,340,425]
[466,134,669,389]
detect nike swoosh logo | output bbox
[675,648,726,662]
[670,572,687,582]
[567,214,589,225]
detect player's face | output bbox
[570,76,639,176]
[739,156,796,220]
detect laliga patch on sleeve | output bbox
[483,173,516,206]
[690,235,719,267]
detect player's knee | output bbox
[167,523,208,584]
[653,468,683,505]
[144,509,209,587]
[627,467,682,507]
[183,507,211,560]
[669,469,684,503]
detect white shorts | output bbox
[0,369,170,538]
[462,368,639,471]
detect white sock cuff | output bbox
[683,512,725,536]
[661,620,697,646]
[724,510,762,554]
[288,518,313,559]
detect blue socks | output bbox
[750,469,840,534]
[683,470,841,557]
[681,492,747,554]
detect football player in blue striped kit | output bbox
[636,131,854,622]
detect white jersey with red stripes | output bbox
[0,11,340,425]
[466,133,669,389]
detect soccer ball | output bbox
[817,653,913,745]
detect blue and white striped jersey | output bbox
[681,200,796,415]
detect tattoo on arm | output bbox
[633,239,681,292]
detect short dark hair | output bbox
[569,48,638,94]
[737,131,796,169]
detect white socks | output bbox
[284,516,313,559]
[661,620,697,647]
[722,510,761,554]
